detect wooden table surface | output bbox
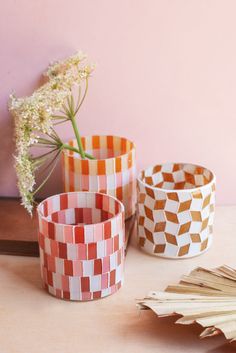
[0,206,236,353]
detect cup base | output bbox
[138,238,212,259]
[42,279,124,301]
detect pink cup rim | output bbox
[37,191,125,228]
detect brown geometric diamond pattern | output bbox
[137,180,216,258]
[141,163,214,191]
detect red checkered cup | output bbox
[137,163,216,258]
[37,192,125,300]
[62,135,136,220]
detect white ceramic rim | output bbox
[138,162,216,193]
[37,191,125,227]
[62,135,136,161]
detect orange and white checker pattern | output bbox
[37,192,125,300]
[62,135,136,219]
[137,163,216,258]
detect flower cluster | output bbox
[9,51,94,214]
[45,51,94,88]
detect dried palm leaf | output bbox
[137,265,236,342]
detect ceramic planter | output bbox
[37,191,125,300]
[62,135,136,219]
[137,163,216,258]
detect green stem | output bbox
[70,115,86,159]
[37,138,57,145]
[33,152,60,195]
[75,78,88,115]
[52,115,68,120]
[60,79,95,160]
[75,86,81,112]
[62,144,95,159]
[32,144,58,148]
[53,119,69,126]
[32,147,58,161]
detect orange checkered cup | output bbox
[137,163,216,258]
[37,192,125,300]
[62,135,136,220]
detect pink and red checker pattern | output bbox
[37,192,125,301]
[39,247,124,276]
[40,261,124,294]
[45,280,123,301]
[38,192,124,243]
[38,230,124,260]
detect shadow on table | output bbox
[122,310,235,353]
[207,343,236,353]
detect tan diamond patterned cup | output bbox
[137,163,216,258]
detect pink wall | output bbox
[0,0,235,204]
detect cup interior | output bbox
[38,192,123,226]
[65,135,134,160]
[139,163,214,190]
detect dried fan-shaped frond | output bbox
[137,265,236,342]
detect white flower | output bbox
[8,51,95,214]
[15,154,36,215]
[46,51,88,79]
